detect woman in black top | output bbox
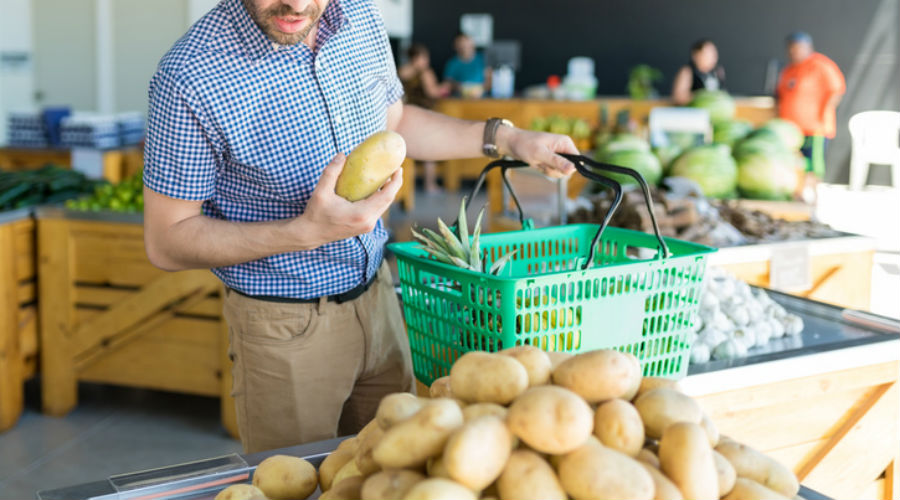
[672,39,726,105]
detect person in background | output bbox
[443,33,491,98]
[776,31,845,171]
[672,39,726,105]
[398,43,449,193]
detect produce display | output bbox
[65,172,144,212]
[335,130,406,202]
[689,268,804,363]
[214,347,803,500]
[0,165,103,211]
[586,113,808,201]
[568,186,841,247]
[530,115,593,150]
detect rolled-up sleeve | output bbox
[143,69,218,201]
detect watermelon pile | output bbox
[593,134,662,187]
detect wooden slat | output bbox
[17,281,35,305]
[21,356,37,380]
[796,383,892,480]
[74,286,214,370]
[801,383,899,499]
[0,221,25,431]
[885,459,898,500]
[180,296,222,318]
[694,361,900,414]
[79,332,220,397]
[38,218,79,416]
[18,305,38,358]
[69,270,219,358]
[710,385,875,452]
[75,285,221,318]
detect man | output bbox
[443,33,490,98]
[776,32,845,176]
[143,0,577,454]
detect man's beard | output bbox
[242,1,323,46]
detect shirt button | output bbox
[335,114,344,124]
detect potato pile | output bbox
[219,347,802,500]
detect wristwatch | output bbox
[482,117,514,158]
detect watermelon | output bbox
[596,149,663,186]
[713,120,753,147]
[760,118,804,151]
[737,151,801,200]
[653,144,684,173]
[689,90,736,123]
[733,128,787,160]
[595,134,651,158]
[668,144,738,198]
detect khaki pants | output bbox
[223,263,415,453]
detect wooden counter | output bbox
[434,96,776,191]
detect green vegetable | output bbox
[596,149,663,186]
[66,171,144,213]
[759,118,804,151]
[595,134,650,158]
[668,144,738,198]
[713,120,753,147]
[689,90,736,123]
[652,145,684,173]
[736,151,801,200]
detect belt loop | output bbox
[317,295,328,315]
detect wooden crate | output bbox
[0,214,38,432]
[692,361,900,500]
[37,214,237,438]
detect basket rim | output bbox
[388,224,717,283]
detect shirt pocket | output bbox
[352,73,389,134]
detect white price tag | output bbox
[769,244,811,291]
[71,148,105,179]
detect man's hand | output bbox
[496,126,579,178]
[292,153,403,250]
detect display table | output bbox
[434,96,776,191]
[0,208,37,432]
[34,207,238,438]
[35,291,899,500]
[0,146,143,183]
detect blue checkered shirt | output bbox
[144,0,403,299]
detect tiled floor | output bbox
[1,183,897,499]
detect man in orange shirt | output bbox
[776,32,846,174]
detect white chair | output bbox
[648,107,712,147]
[848,111,900,190]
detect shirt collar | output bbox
[225,0,349,61]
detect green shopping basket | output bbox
[388,155,717,384]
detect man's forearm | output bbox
[145,214,310,271]
[394,105,487,161]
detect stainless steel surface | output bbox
[34,205,143,224]
[688,289,899,375]
[37,438,347,500]
[0,207,33,225]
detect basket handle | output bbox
[462,154,670,270]
[561,154,671,261]
[462,159,532,228]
